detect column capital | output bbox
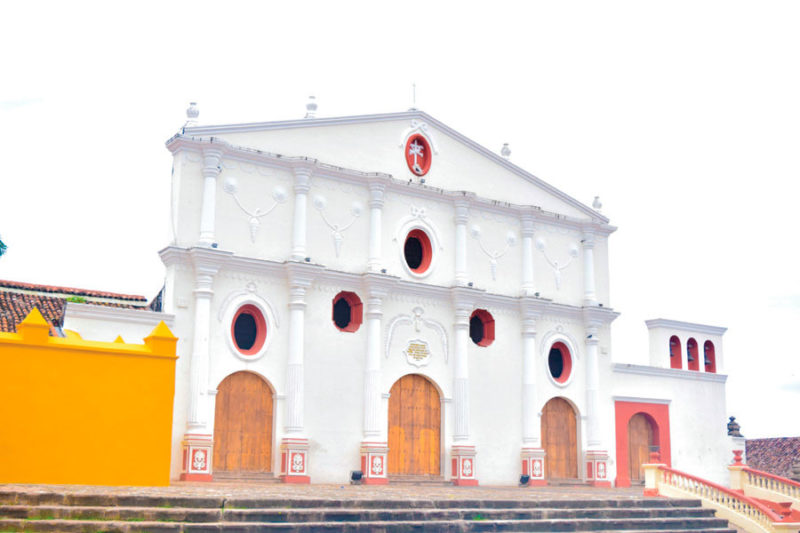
[285,261,324,288]
[189,247,232,276]
[453,196,472,225]
[202,147,224,179]
[581,230,597,248]
[368,180,386,208]
[450,286,482,311]
[362,272,399,298]
[520,213,536,237]
[292,165,314,193]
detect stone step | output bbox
[212,472,281,483]
[0,504,717,523]
[0,517,735,532]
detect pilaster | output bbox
[519,297,546,485]
[520,212,536,296]
[581,231,597,305]
[290,165,313,261]
[367,180,386,272]
[453,198,470,286]
[198,147,223,246]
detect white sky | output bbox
[2,1,799,439]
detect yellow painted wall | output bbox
[0,308,177,486]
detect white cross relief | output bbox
[408,140,424,174]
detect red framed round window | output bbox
[332,291,363,333]
[404,133,432,176]
[469,309,495,347]
[548,341,573,384]
[404,229,433,274]
[231,304,267,356]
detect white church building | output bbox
[65,103,733,487]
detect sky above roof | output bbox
[1,1,799,439]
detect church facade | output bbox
[65,107,732,486]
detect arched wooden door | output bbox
[213,371,273,473]
[541,397,578,479]
[388,374,441,476]
[628,413,655,482]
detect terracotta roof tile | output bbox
[0,279,147,302]
[746,437,800,478]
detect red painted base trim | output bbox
[453,479,479,486]
[280,475,311,484]
[615,478,631,488]
[590,480,612,487]
[523,479,548,487]
[180,473,212,482]
[363,477,389,485]
[643,488,660,497]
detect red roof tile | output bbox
[746,437,800,479]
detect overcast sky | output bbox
[2,1,799,440]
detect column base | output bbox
[585,450,610,486]
[280,437,310,484]
[521,446,547,486]
[451,445,478,486]
[360,441,389,485]
[179,433,213,482]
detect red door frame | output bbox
[614,401,671,487]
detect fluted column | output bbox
[454,200,470,286]
[198,148,223,246]
[585,323,601,449]
[188,267,215,427]
[521,213,535,296]
[582,231,597,305]
[291,167,312,261]
[520,302,540,446]
[367,181,385,272]
[452,301,472,442]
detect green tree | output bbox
[0,235,6,257]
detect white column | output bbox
[451,293,473,442]
[585,323,601,449]
[198,148,223,246]
[362,275,394,439]
[582,231,597,305]
[454,200,469,286]
[520,304,540,446]
[367,181,385,272]
[521,214,535,296]
[188,267,214,428]
[291,167,312,261]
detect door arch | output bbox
[388,374,441,476]
[541,397,578,479]
[628,413,656,483]
[213,371,274,473]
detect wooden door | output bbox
[388,374,440,475]
[213,371,273,472]
[541,397,578,479]
[628,413,654,482]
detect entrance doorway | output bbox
[541,397,578,479]
[628,413,655,483]
[213,371,274,473]
[387,374,441,476]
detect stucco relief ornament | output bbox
[223,177,288,243]
[386,307,449,363]
[404,339,432,368]
[371,456,383,475]
[471,225,517,281]
[192,450,206,470]
[532,460,542,477]
[312,195,363,257]
[291,453,304,472]
[462,459,472,477]
[597,462,606,478]
[535,238,579,290]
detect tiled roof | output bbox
[0,280,150,334]
[746,437,800,479]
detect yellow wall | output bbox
[0,308,177,486]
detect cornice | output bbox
[613,363,728,383]
[65,303,175,328]
[644,318,727,336]
[582,305,620,327]
[612,396,672,405]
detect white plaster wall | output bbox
[532,227,585,306]
[612,365,730,486]
[172,154,203,247]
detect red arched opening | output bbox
[541,397,578,479]
[669,335,682,369]
[687,338,699,371]
[704,341,717,373]
[628,413,659,483]
[388,374,441,476]
[614,401,671,487]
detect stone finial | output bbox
[304,96,317,119]
[592,196,603,211]
[501,143,511,159]
[727,416,743,437]
[184,102,199,128]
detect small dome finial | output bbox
[501,143,511,159]
[184,102,199,128]
[304,96,317,119]
[592,196,603,212]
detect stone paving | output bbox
[0,481,646,501]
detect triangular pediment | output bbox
[182,111,604,222]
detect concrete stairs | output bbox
[0,490,736,532]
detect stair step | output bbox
[212,472,280,483]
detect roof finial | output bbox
[409,82,417,111]
[304,95,317,119]
[592,196,603,212]
[185,102,199,127]
[501,143,511,159]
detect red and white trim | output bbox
[179,433,213,482]
[279,438,310,484]
[451,445,478,486]
[585,450,611,487]
[360,441,389,485]
[521,447,547,486]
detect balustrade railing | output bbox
[742,466,800,507]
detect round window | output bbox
[404,229,433,274]
[469,309,495,347]
[548,341,572,384]
[404,133,432,176]
[332,291,363,332]
[231,304,267,356]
